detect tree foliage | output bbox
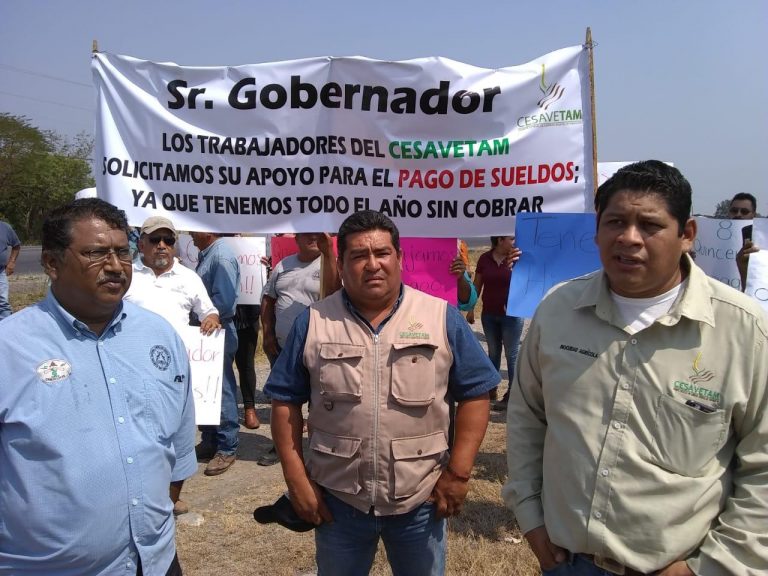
[0,113,94,242]
[713,199,732,219]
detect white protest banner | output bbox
[177,325,225,425]
[744,218,768,310]
[92,47,594,237]
[177,235,267,304]
[693,217,751,290]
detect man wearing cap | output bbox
[124,216,221,513]
[265,211,499,576]
[189,231,241,476]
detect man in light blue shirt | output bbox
[0,199,196,576]
[190,231,241,476]
[0,219,21,320]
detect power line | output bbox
[0,63,91,88]
[0,89,93,112]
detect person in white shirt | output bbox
[124,215,222,516]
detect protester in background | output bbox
[258,232,339,466]
[731,192,759,291]
[0,199,195,574]
[504,161,768,576]
[265,211,499,576]
[124,215,221,515]
[467,236,523,409]
[235,303,261,429]
[0,219,21,320]
[452,239,477,313]
[190,231,241,476]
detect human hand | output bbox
[465,310,475,324]
[504,247,522,268]
[429,468,470,518]
[5,261,15,276]
[200,313,222,336]
[524,525,567,571]
[288,477,333,525]
[449,255,466,277]
[317,233,334,256]
[658,560,694,576]
[263,333,279,363]
[736,240,759,278]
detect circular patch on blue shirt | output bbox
[36,359,72,383]
[150,345,172,371]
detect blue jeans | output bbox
[0,269,10,320]
[480,313,524,382]
[316,494,446,576]
[200,320,239,454]
[543,554,619,575]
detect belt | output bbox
[579,553,650,576]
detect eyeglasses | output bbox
[729,207,753,217]
[148,235,176,246]
[72,247,133,264]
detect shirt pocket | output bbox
[390,343,438,407]
[391,431,448,499]
[650,394,727,477]
[318,343,365,402]
[144,378,183,444]
[307,429,363,495]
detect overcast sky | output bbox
[1,0,765,215]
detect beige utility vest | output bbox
[303,286,453,515]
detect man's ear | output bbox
[41,250,60,281]
[681,217,697,253]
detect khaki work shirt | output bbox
[503,258,768,575]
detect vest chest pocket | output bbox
[650,394,728,477]
[318,344,365,402]
[390,342,438,407]
[391,431,448,499]
[307,428,363,495]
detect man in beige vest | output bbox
[264,210,499,576]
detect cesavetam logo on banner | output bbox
[92,46,594,236]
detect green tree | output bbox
[0,113,94,242]
[713,199,732,218]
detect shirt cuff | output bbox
[513,498,545,535]
[171,446,198,482]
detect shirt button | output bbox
[601,469,610,477]
[594,511,602,519]
[118,417,125,424]
[613,422,622,430]
[622,383,630,390]
[132,498,138,506]
[109,377,116,384]
[630,338,637,345]
[127,457,134,464]
[126,561,132,568]
[98,341,105,347]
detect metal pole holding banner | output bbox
[92,40,99,53]
[585,27,598,197]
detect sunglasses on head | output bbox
[148,235,176,246]
[729,207,753,216]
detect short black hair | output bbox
[730,192,756,213]
[337,210,400,258]
[42,198,129,255]
[595,160,691,234]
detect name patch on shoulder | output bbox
[37,359,72,383]
[150,345,172,371]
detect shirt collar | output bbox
[341,284,405,334]
[44,289,127,338]
[574,254,715,328]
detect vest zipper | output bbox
[371,332,380,509]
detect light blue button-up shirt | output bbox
[0,292,197,575]
[196,238,240,321]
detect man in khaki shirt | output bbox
[504,161,768,576]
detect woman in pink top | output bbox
[468,236,523,407]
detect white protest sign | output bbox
[693,217,751,290]
[177,325,225,425]
[92,47,594,236]
[744,218,768,310]
[177,235,267,304]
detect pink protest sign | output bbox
[400,238,458,305]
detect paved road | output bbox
[14,246,43,276]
